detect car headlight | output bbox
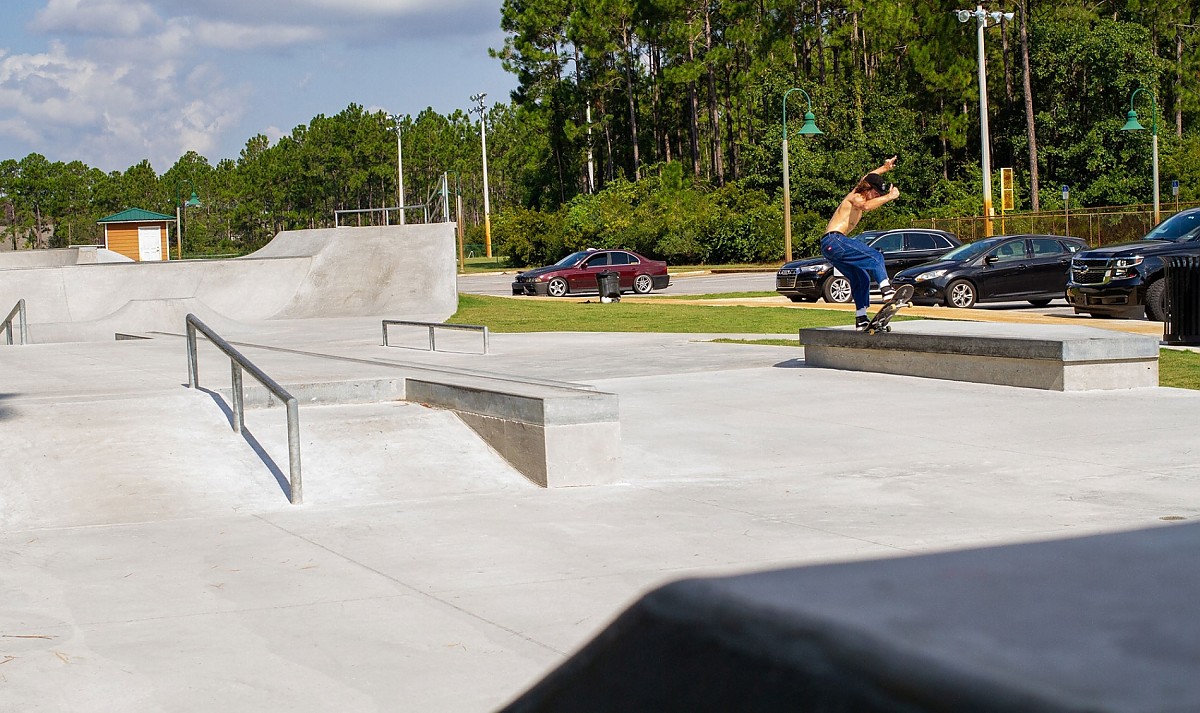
[1113,255,1143,278]
[915,269,947,282]
[800,265,828,273]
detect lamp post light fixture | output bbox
[174,179,201,260]
[781,87,823,263]
[470,92,493,258]
[389,113,406,225]
[1121,87,1160,225]
[956,5,1013,238]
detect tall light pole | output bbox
[174,178,200,260]
[781,87,823,263]
[956,6,1012,238]
[564,56,596,194]
[470,92,493,258]
[1121,87,1160,225]
[389,113,406,225]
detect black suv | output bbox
[775,228,959,303]
[1066,208,1200,320]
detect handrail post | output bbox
[18,299,27,345]
[382,321,389,346]
[4,299,28,345]
[231,362,244,433]
[186,320,199,388]
[483,326,490,355]
[286,398,303,504]
[428,324,436,351]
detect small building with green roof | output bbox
[97,208,174,262]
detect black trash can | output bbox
[1164,256,1200,345]
[596,271,621,302]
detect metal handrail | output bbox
[185,314,303,504]
[382,320,489,354]
[4,299,28,345]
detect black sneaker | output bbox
[855,315,870,331]
[880,284,897,302]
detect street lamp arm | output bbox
[1129,87,1158,135]
[782,87,815,138]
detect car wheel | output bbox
[946,279,977,308]
[787,295,817,303]
[823,276,853,303]
[633,274,654,294]
[1028,299,1052,307]
[1145,279,1167,321]
[547,277,568,298]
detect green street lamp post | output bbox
[1121,87,1160,225]
[781,87,823,263]
[174,179,201,260]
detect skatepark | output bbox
[2,224,1199,711]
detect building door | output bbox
[138,226,162,261]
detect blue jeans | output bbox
[819,231,887,310]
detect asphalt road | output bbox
[456,270,1113,319]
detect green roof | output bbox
[97,208,176,223]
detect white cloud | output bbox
[0,39,246,171]
[190,20,324,51]
[32,0,161,37]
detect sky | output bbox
[0,0,517,173]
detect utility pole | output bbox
[470,93,492,258]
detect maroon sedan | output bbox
[511,249,670,297]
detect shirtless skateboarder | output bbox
[819,156,902,330]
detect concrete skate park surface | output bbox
[0,224,457,342]
[3,254,1199,710]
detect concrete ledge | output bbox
[800,321,1160,391]
[217,377,405,408]
[407,378,621,488]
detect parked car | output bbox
[892,234,1087,308]
[511,248,670,297]
[775,228,960,303]
[1066,207,1200,321]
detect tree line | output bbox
[3,0,1199,265]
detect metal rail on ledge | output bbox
[382,320,489,354]
[185,314,303,504]
[4,299,28,345]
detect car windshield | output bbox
[1143,211,1200,242]
[553,250,592,267]
[937,237,1007,262]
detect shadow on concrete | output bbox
[0,392,13,421]
[197,387,292,500]
[772,358,808,369]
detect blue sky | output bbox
[0,0,516,172]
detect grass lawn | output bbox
[449,293,1200,389]
[449,293,853,333]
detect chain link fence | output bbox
[913,201,1200,247]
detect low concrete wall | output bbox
[407,378,621,488]
[220,373,622,488]
[801,321,1160,391]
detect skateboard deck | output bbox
[865,284,914,334]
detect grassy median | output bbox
[449,293,1200,389]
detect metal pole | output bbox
[782,136,792,262]
[442,173,450,222]
[231,362,244,433]
[480,107,492,258]
[175,203,182,261]
[397,120,406,225]
[286,398,303,505]
[976,6,995,237]
[186,320,198,389]
[586,102,595,193]
[1152,132,1160,225]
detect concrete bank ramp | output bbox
[30,297,248,343]
[0,223,456,342]
[0,246,132,268]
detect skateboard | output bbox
[864,284,914,334]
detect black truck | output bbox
[1066,207,1200,320]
